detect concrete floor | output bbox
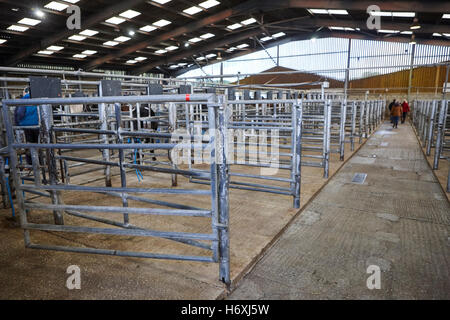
[229,122,450,300]
[0,132,363,299]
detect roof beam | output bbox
[263,0,450,13]
[132,28,264,75]
[5,0,147,66]
[82,0,259,71]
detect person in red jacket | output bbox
[401,100,410,124]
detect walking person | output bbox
[391,102,402,129]
[14,87,39,165]
[388,99,396,123]
[401,99,410,124]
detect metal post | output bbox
[351,101,357,151]
[339,100,347,161]
[114,103,129,225]
[426,100,437,156]
[292,101,302,208]
[98,82,112,187]
[433,100,447,170]
[324,100,331,179]
[40,104,64,225]
[407,43,416,103]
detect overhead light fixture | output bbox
[196,56,206,61]
[377,29,400,34]
[140,25,157,32]
[7,25,29,32]
[200,33,215,39]
[18,18,41,26]
[129,30,135,36]
[183,6,202,15]
[135,57,147,61]
[120,10,141,19]
[433,33,442,37]
[329,26,355,31]
[153,0,172,4]
[205,53,216,58]
[105,17,126,25]
[227,23,242,30]
[126,60,138,64]
[80,29,99,36]
[65,0,81,3]
[178,63,188,67]
[189,37,202,43]
[68,35,87,41]
[47,45,64,51]
[103,41,119,46]
[38,50,54,55]
[227,47,237,52]
[217,53,222,60]
[442,14,450,19]
[370,11,415,17]
[155,49,167,54]
[153,19,171,27]
[199,0,220,9]
[73,54,87,59]
[241,18,257,25]
[44,1,69,11]
[272,32,286,38]
[166,46,178,51]
[82,50,97,55]
[115,36,131,42]
[261,36,272,42]
[0,39,7,44]
[34,9,45,18]
[309,9,348,15]
[400,31,413,35]
[236,43,249,49]
[184,42,190,47]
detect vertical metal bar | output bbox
[433,100,446,170]
[292,101,302,208]
[351,101,357,151]
[324,100,331,179]
[217,95,230,284]
[30,148,41,187]
[426,100,437,156]
[339,100,347,161]
[114,103,129,225]
[2,103,30,244]
[359,101,365,144]
[98,83,112,187]
[39,104,64,225]
[407,43,416,103]
[168,102,178,187]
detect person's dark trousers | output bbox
[23,129,39,165]
[402,112,408,124]
[393,116,399,128]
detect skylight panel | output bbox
[140,25,157,32]
[236,43,249,49]
[135,57,148,61]
[114,36,131,42]
[0,40,7,44]
[18,18,41,26]
[241,18,257,25]
[227,23,242,30]
[309,9,348,15]
[184,6,202,15]
[73,54,87,58]
[120,10,141,19]
[68,35,86,41]
[80,29,99,36]
[189,37,202,43]
[199,0,220,9]
[166,46,178,51]
[103,41,119,46]
[127,60,138,64]
[205,53,216,58]
[200,33,215,39]
[442,14,450,19]
[38,50,54,55]
[260,36,272,42]
[8,25,29,32]
[47,46,64,51]
[105,17,126,25]
[272,32,286,38]
[82,50,97,55]
[44,1,69,11]
[155,49,167,54]
[153,19,171,27]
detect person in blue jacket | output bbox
[14,87,39,164]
